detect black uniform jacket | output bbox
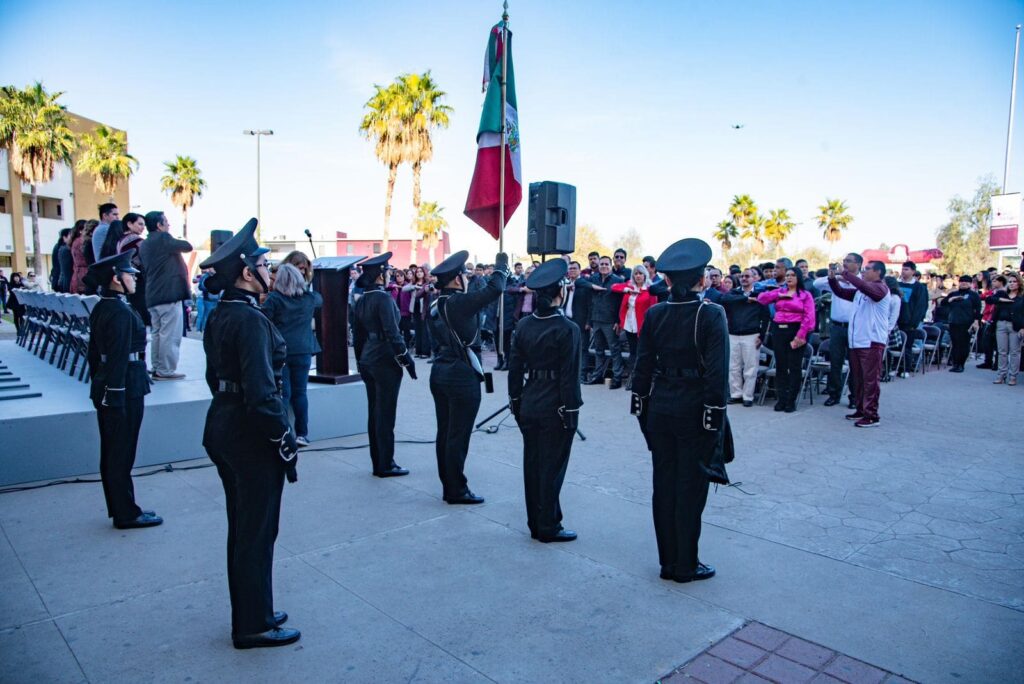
[717,288,770,337]
[88,294,151,409]
[202,287,290,455]
[943,289,982,325]
[631,292,729,418]
[507,308,583,419]
[353,285,407,368]
[429,269,508,385]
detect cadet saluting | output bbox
[508,259,582,542]
[352,252,416,477]
[630,238,732,583]
[428,250,509,504]
[86,251,162,530]
[199,219,300,649]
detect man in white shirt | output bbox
[813,254,860,408]
[828,259,891,428]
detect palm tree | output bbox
[742,213,767,255]
[414,201,448,266]
[160,155,206,239]
[396,72,452,263]
[713,220,738,253]
[0,82,77,274]
[360,82,409,251]
[816,198,853,257]
[728,194,758,233]
[76,124,137,198]
[764,208,796,254]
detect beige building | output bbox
[1,113,131,278]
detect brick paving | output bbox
[662,622,916,684]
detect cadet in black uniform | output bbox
[352,252,416,477]
[428,250,509,504]
[631,238,730,583]
[199,219,300,649]
[508,259,582,542]
[86,251,163,530]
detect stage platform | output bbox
[0,338,367,486]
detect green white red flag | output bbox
[464,21,521,240]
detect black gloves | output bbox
[396,351,418,379]
[274,429,300,482]
[558,406,579,432]
[703,405,725,432]
[510,397,522,423]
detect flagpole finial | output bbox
[502,0,509,21]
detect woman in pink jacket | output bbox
[757,268,816,412]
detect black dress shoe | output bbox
[674,562,716,583]
[773,402,785,412]
[374,466,409,478]
[823,397,839,407]
[233,627,301,650]
[113,512,163,529]
[609,380,622,390]
[784,404,796,413]
[742,400,753,408]
[584,377,604,385]
[728,397,743,405]
[445,492,485,505]
[847,400,856,409]
[976,363,992,369]
[660,567,674,580]
[537,529,577,543]
[949,366,964,373]
[274,611,288,626]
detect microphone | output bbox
[304,229,317,259]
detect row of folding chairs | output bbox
[12,290,99,382]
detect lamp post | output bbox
[243,129,273,242]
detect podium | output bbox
[310,256,364,384]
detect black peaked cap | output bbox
[525,259,568,291]
[199,218,268,275]
[430,250,470,283]
[87,250,138,284]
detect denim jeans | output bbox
[281,353,312,437]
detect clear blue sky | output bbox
[3,0,1022,263]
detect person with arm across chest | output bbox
[508,259,583,543]
[428,250,509,504]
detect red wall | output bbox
[335,232,450,269]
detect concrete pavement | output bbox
[0,352,1020,683]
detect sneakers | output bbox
[295,435,309,447]
[854,417,880,428]
[845,411,864,421]
[152,371,185,381]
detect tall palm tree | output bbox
[728,194,758,233]
[396,72,452,263]
[76,124,137,198]
[816,198,853,256]
[764,208,796,253]
[160,155,206,239]
[742,213,767,255]
[414,201,448,266]
[0,82,77,274]
[360,83,409,251]
[713,220,738,253]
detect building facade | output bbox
[1,113,131,277]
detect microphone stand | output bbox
[304,230,317,259]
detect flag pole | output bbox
[497,0,510,362]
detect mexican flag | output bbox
[464,21,522,240]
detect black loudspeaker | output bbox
[210,230,232,253]
[527,181,576,255]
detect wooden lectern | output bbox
[309,256,364,384]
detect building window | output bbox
[372,242,381,254]
[0,195,6,213]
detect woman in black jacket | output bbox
[261,263,323,446]
[986,273,1023,386]
[6,273,25,333]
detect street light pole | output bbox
[1004,25,1021,194]
[243,129,274,242]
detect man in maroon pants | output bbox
[827,259,890,428]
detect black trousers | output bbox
[827,322,856,402]
[771,323,803,407]
[981,321,996,366]
[949,323,972,367]
[414,312,431,356]
[361,362,403,473]
[209,446,285,636]
[589,321,624,382]
[430,379,481,497]
[578,325,593,381]
[97,397,144,523]
[648,422,711,575]
[521,416,574,537]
